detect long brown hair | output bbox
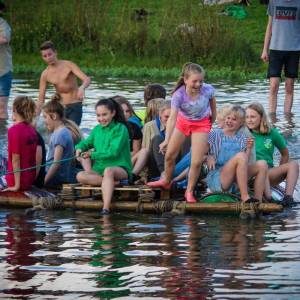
[246,102,272,134]
[172,62,205,94]
[112,95,141,122]
[13,96,36,124]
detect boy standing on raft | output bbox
[37,41,90,126]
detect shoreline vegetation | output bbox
[10,0,268,81]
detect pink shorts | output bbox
[176,114,211,136]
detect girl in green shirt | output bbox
[246,102,299,206]
[75,98,132,215]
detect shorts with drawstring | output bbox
[0,71,12,97]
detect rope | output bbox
[153,199,185,215]
[136,186,155,213]
[0,155,79,177]
[238,201,260,219]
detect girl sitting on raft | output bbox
[246,102,299,206]
[131,100,171,182]
[206,105,268,203]
[113,96,143,158]
[0,96,38,191]
[148,62,216,203]
[42,97,78,186]
[75,98,132,215]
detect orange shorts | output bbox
[176,114,211,136]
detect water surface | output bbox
[0,76,300,299]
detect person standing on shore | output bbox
[0,1,13,119]
[37,41,90,126]
[261,0,300,114]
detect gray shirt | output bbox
[268,0,300,51]
[0,17,12,76]
[46,127,76,185]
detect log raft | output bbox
[0,184,283,214]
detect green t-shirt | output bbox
[75,120,132,176]
[252,128,286,168]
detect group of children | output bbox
[1,62,299,214]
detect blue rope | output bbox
[0,155,79,177]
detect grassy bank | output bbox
[7,0,269,79]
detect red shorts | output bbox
[176,114,211,136]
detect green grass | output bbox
[7,0,269,79]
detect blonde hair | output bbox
[246,102,272,134]
[172,62,205,94]
[217,104,233,126]
[230,105,246,126]
[13,96,36,124]
[159,100,171,114]
[144,98,165,123]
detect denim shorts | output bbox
[206,168,237,193]
[0,71,12,97]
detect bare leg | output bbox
[0,96,8,119]
[220,152,250,201]
[268,161,299,196]
[269,77,280,114]
[164,128,186,182]
[284,77,295,114]
[77,157,92,172]
[101,167,128,211]
[76,170,102,185]
[132,148,149,175]
[248,160,268,201]
[186,132,208,193]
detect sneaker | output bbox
[184,191,197,203]
[100,209,110,215]
[281,195,295,207]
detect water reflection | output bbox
[0,76,300,299]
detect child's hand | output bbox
[81,151,91,159]
[247,137,254,150]
[159,140,168,154]
[75,149,82,160]
[206,155,216,171]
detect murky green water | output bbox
[0,76,300,299]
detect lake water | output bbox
[0,76,300,299]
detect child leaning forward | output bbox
[75,98,132,215]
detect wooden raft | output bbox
[0,185,283,214]
[60,183,171,201]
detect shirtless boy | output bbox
[38,41,90,125]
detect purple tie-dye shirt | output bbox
[171,83,215,120]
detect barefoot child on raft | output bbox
[147,62,216,203]
[75,98,132,215]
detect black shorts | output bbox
[64,102,83,126]
[267,50,300,79]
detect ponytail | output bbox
[43,94,64,120]
[13,96,36,124]
[171,62,205,94]
[95,98,127,127]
